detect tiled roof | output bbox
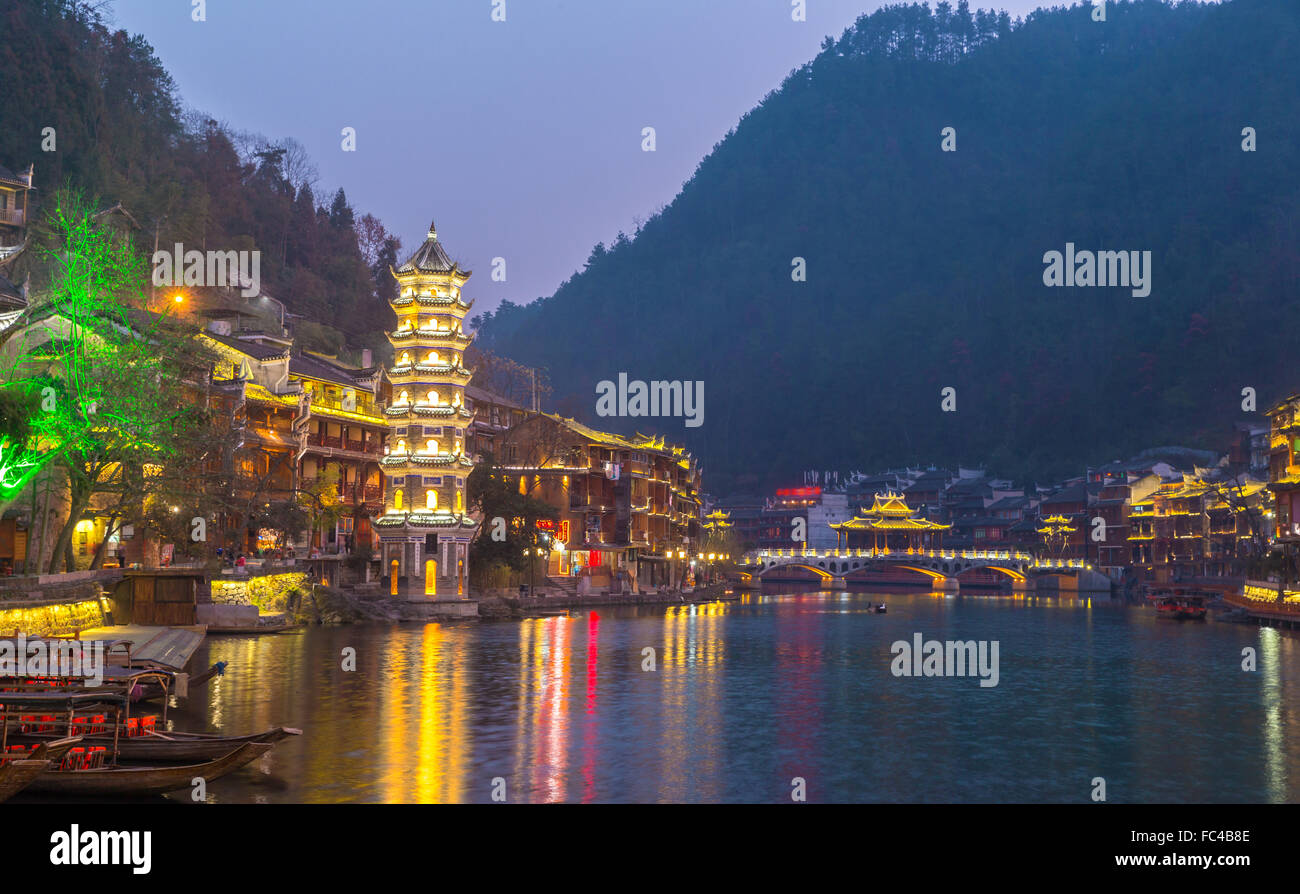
[466,384,526,411]
[0,163,27,187]
[290,351,374,388]
[396,221,464,275]
[204,332,291,361]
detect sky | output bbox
[109,0,1050,315]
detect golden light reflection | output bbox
[513,617,572,802]
[1258,627,1286,802]
[658,602,726,800]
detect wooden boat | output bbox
[25,736,84,765]
[0,759,49,803]
[23,741,273,797]
[1148,588,1208,620]
[0,661,226,704]
[1155,596,1207,620]
[8,725,301,763]
[874,603,888,614]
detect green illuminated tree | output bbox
[0,193,217,570]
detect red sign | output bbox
[776,487,822,497]
[535,519,571,542]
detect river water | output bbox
[162,589,1300,803]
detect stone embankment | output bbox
[297,585,403,625]
[477,583,733,620]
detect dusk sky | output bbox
[110,0,1048,314]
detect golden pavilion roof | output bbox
[830,492,951,532]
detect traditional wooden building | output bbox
[0,162,34,257]
[202,330,388,554]
[496,413,702,591]
[373,221,478,600]
[1127,473,1270,583]
[1267,394,1300,543]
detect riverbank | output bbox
[284,581,735,625]
[477,582,733,619]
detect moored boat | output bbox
[1150,590,1208,620]
[8,725,301,763]
[23,741,273,797]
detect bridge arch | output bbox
[757,563,833,582]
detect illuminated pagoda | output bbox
[702,509,733,532]
[829,492,951,553]
[374,220,478,600]
[1036,514,1077,560]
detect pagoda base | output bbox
[376,523,476,603]
[399,599,480,621]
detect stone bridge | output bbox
[738,548,1091,591]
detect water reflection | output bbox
[164,590,1299,804]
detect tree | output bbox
[0,386,48,515]
[0,192,217,570]
[466,457,558,590]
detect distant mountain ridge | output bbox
[474,0,1300,493]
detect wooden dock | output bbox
[73,624,206,671]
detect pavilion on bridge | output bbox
[829,492,951,553]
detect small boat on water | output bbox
[23,741,273,797]
[874,603,887,614]
[0,759,48,803]
[9,725,301,763]
[0,662,227,703]
[1150,591,1208,620]
[0,689,286,797]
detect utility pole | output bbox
[151,216,166,306]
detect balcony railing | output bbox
[0,208,23,227]
[309,393,383,420]
[307,433,382,454]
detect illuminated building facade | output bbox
[1267,394,1300,543]
[374,221,477,600]
[496,413,702,591]
[1127,473,1270,583]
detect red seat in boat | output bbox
[61,747,85,770]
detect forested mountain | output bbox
[0,0,401,353]
[474,0,1300,493]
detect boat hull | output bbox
[0,759,49,803]
[9,727,300,763]
[24,741,272,797]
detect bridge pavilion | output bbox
[829,492,951,553]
